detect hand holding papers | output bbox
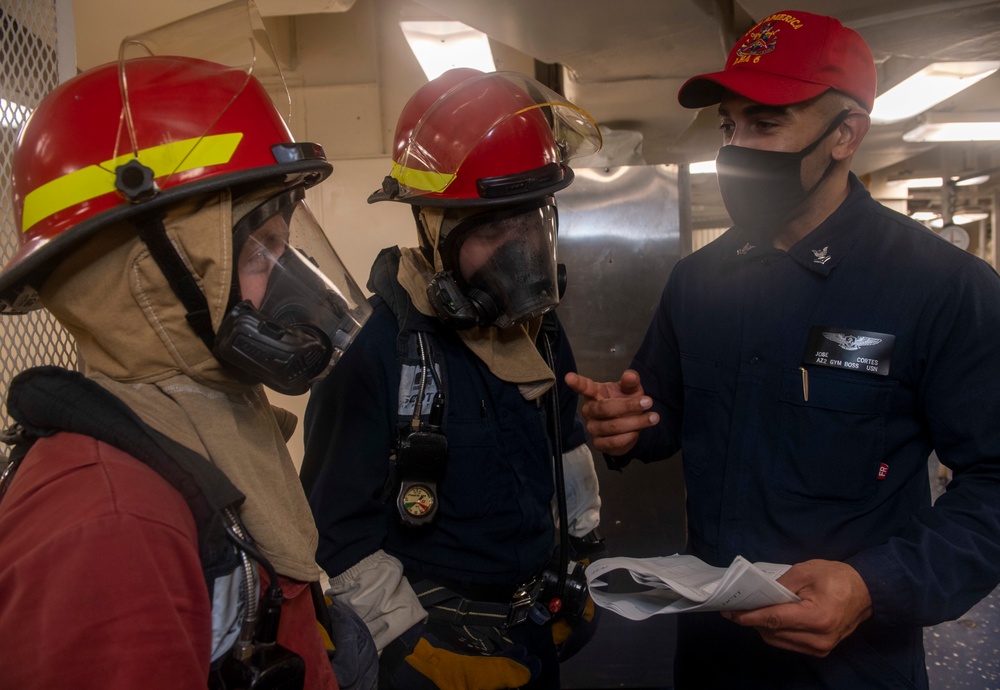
[585,554,801,620]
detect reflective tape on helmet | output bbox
[21,132,244,233]
[389,161,456,195]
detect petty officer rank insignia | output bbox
[804,326,895,376]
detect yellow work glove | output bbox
[379,621,540,690]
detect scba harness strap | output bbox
[390,330,449,527]
[1,366,245,584]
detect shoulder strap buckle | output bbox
[0,422,32,447]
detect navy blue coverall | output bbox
[301,247,586,688]
[618,174,1000,689]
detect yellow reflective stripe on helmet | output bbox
[390,161,456,195]
[22,132,244,233]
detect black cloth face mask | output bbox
[715,109,850,234]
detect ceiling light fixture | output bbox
[903,112,1000,142]
[955,174,991,186]
[887,175,991,189]
[953,212,990,224]
[870,61,1000,125]
[887,177,943,189]
[400,20,496,81]
[911,212,989,229]
[689,160,716,174]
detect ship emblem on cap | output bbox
[735,20,780,64]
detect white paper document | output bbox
[585,554,801,620]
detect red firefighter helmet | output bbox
[368,68,601,207]
[0,55,330,313]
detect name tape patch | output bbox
[804,326,895,376]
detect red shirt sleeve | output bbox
[0,433,212,690]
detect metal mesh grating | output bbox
[0,1,78,430]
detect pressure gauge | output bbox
[397,481,438,526]
[401,484,435,517]
[938,224,970,251]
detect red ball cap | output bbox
[677,10,876,112]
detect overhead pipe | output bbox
[712,0,740,57]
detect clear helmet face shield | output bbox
[116,0,291,176]
[437,198,559,329]
[215,188,372,394]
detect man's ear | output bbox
[833,111,871,160]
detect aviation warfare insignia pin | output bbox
[804,326,895,375]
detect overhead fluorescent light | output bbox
[903,112,1000,142]
[955,174,990,186]
[870,61,1000,125]
[1,97,31,129]
[400,21,496,81]
[887,177,943,189]
[912,213,988,229]
[954,212,989,224]
[910,211,990,228]
[689,160,717,174]
[887,175,991,189]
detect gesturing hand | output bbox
[564,369,659,456]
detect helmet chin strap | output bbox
[417,206,447,270]
[136,211,332,394]
[411,206,435,267]
[135,214,218,352]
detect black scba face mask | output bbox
[428,197,559,329]
[214,188,370,395]
[716,110,850,233]
[466,238,555,326]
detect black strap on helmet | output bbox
[135,214,218,352]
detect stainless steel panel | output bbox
[554,165,687,688]
[557,165,682,382]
